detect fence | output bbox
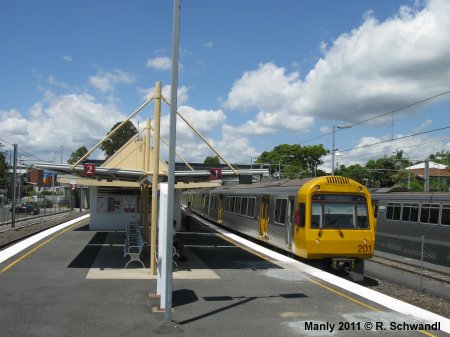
[375,232,450,292]
[0,198,74,233]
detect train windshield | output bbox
[311,194,369,229]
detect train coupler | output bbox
[331,258,356,271]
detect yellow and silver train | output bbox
[183,176,376,274]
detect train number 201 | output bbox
[357,244,372,253]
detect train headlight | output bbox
[315,185,320,191]
[357,186,363,192]
[315,239,320,244]
[363,239,367,244]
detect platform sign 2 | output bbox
[210,168,222,180]
[84,163,96,176]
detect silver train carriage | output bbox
[371,191,450,266]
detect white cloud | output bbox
[204,41,213,48]
[48,76,68,88]
[160,105,227,141]
[139,85,189,106]
[300,0,450,122]
[89,69,134,93]
[146,57,172,71]
[63,55,72,62]
[0,93,126,161]
[224,63,314,134]
[413,118,432,132]
[223,0,450,136]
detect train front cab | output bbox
[293,176,376,273]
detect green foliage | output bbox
[429,150,450,164]
[100,120,138,159]
[67,146,88,165]
[0,143,9,192]
[336,164,370,185]
[0,143,7,173]
[256,144,327,178]
[204,155,220,165]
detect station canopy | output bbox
[34,132,268,189]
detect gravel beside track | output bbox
[366,279,450,318]
[0,210,89,248]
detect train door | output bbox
[259,195,269,238]
[286,197,295,248]
[294,202,307,256]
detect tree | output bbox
[365,156,398,187]
[67,146,88,165]
[0,143,10,203]
[337,164,371,185]
[0,143,7,175]
[204,155,220,165]
[101,120,138,159]
[256,144,327,178]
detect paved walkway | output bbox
[0,214,448,337]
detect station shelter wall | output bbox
[88,186,182,231]
[89,186,143,231]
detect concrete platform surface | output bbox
[0,214,448,337]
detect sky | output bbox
[1,0,450,172]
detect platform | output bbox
[0,214,448,337]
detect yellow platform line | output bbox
[214,228,436,337]
[0,222,81,275]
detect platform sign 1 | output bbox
[210,168,222,180]
[84,163,96,176]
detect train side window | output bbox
[247,197,256,218]
[393,203,401,220]
[402,203,419,222]
[410,203,419,222]
[274,199,288,224]
[234,197,241,214]
[386,202,394,220]
[225,197,230,212]
[241,197,248,215]
[442,204,450,226]
[401,203,411,221]
[298,203,305,228]
[275,199,281,223]
[280,199,287,224]
[386,202,401,220]
[356,204,369,228]
[420,203,440,224]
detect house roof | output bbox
[407,161,448,170]
[409,167,450,178]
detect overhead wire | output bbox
[298,90,450,152]
[340,126,450,153]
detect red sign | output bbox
[84,163,96,176]
[210,168,222,180]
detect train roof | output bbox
[184,176,365,196]
[370,191,450,202]
[210,178,312,196]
